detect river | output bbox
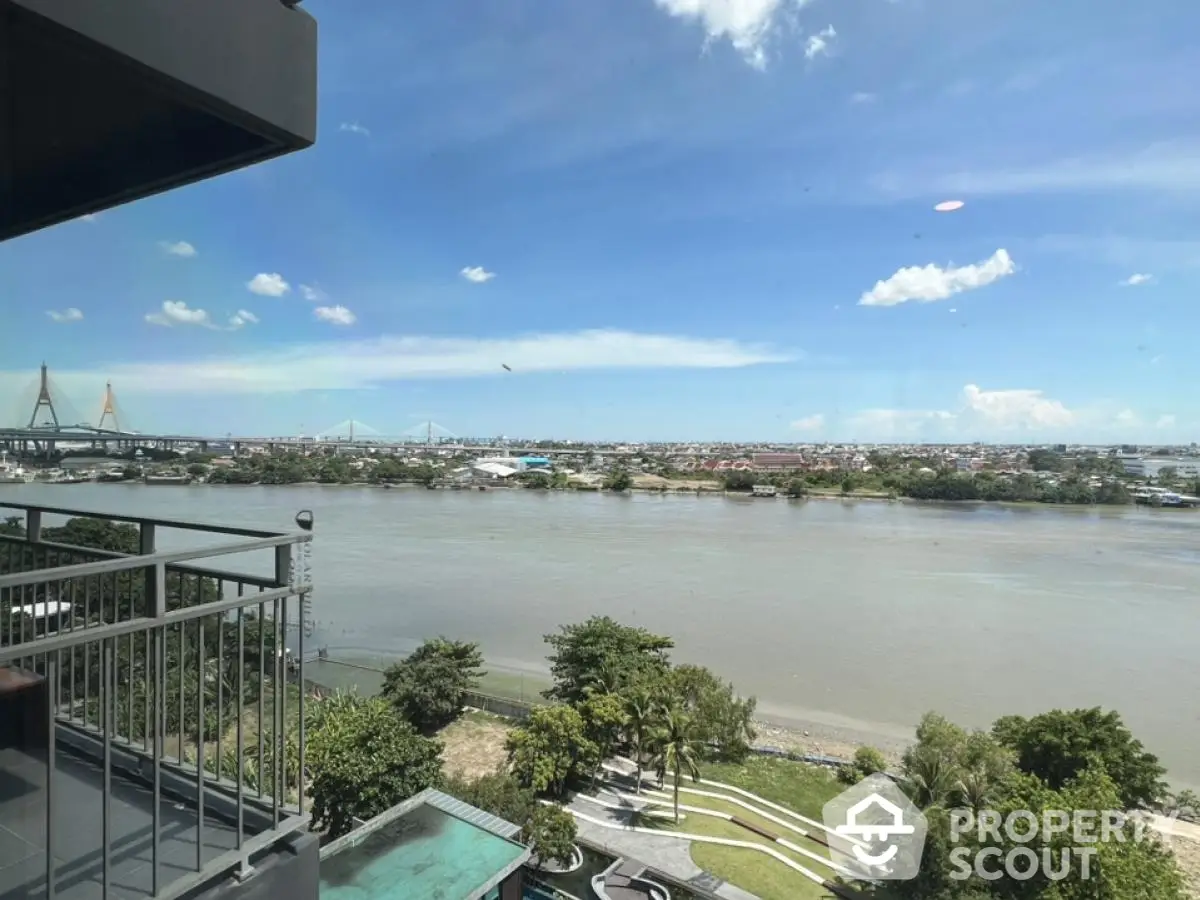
[5,483,1199,788]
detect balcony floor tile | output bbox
[0,743,245,900]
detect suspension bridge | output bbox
[0,364,488,452]
[3,363,135,437]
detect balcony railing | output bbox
[0,501,313,900]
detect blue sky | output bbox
[4,0,1199,443]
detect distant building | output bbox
[1121,457,1200,479]
[751,452,805,471]
[517,456,552,470]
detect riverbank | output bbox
[67,476,1176,509]
[306,654,911,767]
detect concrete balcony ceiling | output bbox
[0,0,317,242]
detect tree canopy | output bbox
[543,615,673,705]
[883,711,1184,900]
[992,708,1167,809]
[507,705,597,799]
[307,693,443,838]
[382,637,486,734]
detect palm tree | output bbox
[904,747,957,809]
[652,707,701,824]
[583,658,624,699]
[956,767,999,812]
[623,687,657,794]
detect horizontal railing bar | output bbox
[0,501,286,539]
[156,813,310,900]
[0,584,297,663]
[0,533,307,589]
[0,536,281,589]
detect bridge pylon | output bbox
[27,362,60,429]
[98,381,121,432]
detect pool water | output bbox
[321,802,527,900]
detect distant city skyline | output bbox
[2,0,1196,443]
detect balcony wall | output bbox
[0,502,314,900]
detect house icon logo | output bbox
[822,773,927,881]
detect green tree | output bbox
[507,705,597,799]
[666,664,756,761]
[651,707,702,824]
[992,707,1166,809]
[722,470,758,492]
[543,616,673,705]
[622,686,660,794]
[785,477,808,498]
[523,803,578,871]
[307,693,443,838]
[44,517,140,553]
[578,692,626,785]
[381,637,486,734]
[900,713,1014,810]
[1027,449,1065,472]
[444,771,536,827]
[839,745,889,785]
[891,713,1186,900]
[603,468,633,492]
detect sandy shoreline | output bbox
[750,716,909,766]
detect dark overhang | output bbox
[0,0,317,242]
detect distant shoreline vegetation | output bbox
[25,445,1200,508]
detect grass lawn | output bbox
[691,842,842,900]
[633,805,838,900]
[701,756,845,821]
[474,668,551,705]
[658,756,863,900]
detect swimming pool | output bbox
[321,800,529,900]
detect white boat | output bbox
[0,451,33,484]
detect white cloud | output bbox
[804,25,835,60]
[1114,409,1140,427]
[850,92,876,104]
[962,384,1074,430]
[78,214,99,223]
[314,305,357,326]
[300,284,327,302]
[46,308,84,323]
[653,0,814,70]
[339,122,370,137]
[1121,273,1154,286]
[145,301,212,328]
[159,240,197,258]
[843,384,1076,439]
[146,302,258,331]
[460,266,496,283]
[789,413,824,431]
[24,330,791,395]
[1157,414,1177,429]
[229,310,259,330]
[859,249,1015,307]
[247,273,290,297]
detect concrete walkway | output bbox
[566,791,761,900]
